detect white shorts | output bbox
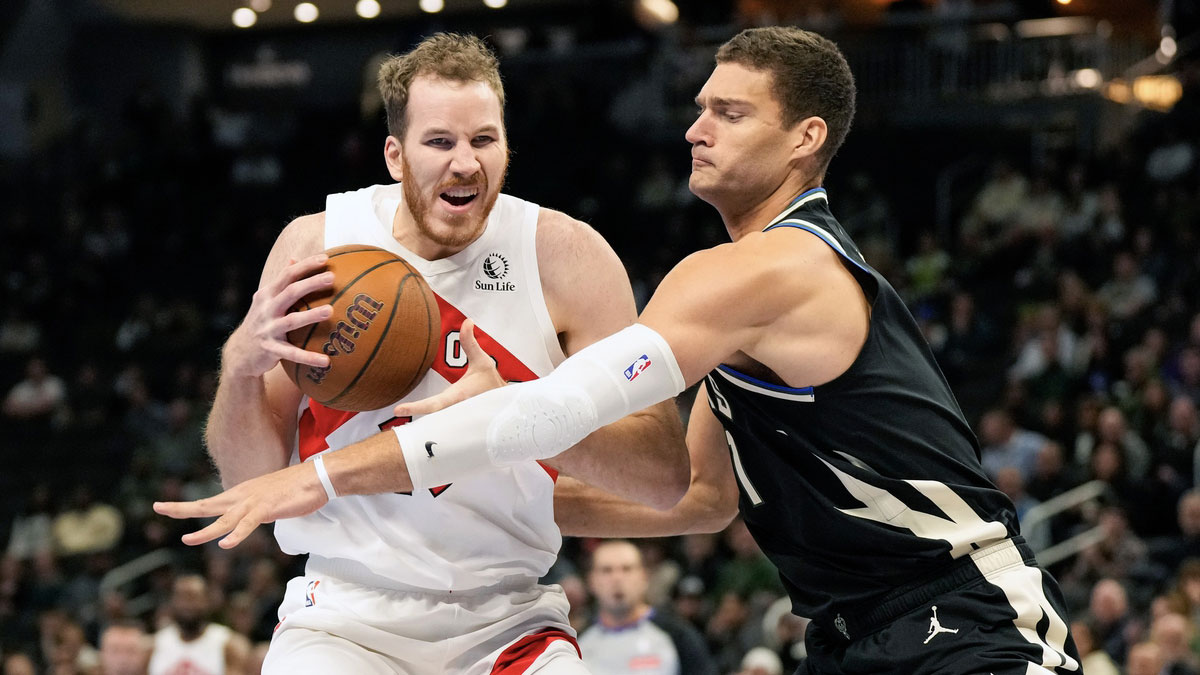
[262,565,587,675]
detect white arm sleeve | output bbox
[394,323,686,490]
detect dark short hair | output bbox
[716,27,856,173]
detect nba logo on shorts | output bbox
[305,580,320,607]
[624,354,652,381]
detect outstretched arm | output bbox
[155,230,860,547]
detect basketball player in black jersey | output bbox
[157,26,1079,675]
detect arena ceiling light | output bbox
[294,1,319,22]
[356,0,381,18]
[483,0,508,8]
[420,0,444,12]
[232,7,257,27]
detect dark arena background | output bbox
[1,0,1199,672]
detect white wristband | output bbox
[312,454,338,501]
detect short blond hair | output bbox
[377,33,505,140]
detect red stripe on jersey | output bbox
[296,293,547,467]
[432,294,539,384]
[298,405,359,462]
[489,629,580,674]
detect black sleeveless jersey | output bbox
[704,188,1016,622]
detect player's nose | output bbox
[449,142,482,176]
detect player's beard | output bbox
[175,614,204,639]
[401,150,505,250]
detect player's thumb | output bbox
[460,319,490,365]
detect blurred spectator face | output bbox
[1035,441,1064,479]
[1113,252,1137,282]
[1090,579,1128,623]
[1091,443,1123,482]
[1180,349,1200,385]
[1097,408,1127,442]
[738,646,783,675]
[1169,397,1198,435]
[979,410,1013,445]
[1179,493,1200,537]
[1127,642,1164,675]
[1069,620,1094,655]
[170,575,210,635]
[2,653,36,675]
[1149,612,1192,662]
[994,467,1024,502]
[588,541,649,620]
[99,624,149,675]
[393,75,508,252]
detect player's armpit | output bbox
[554,384,738,537]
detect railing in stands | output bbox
[1022,479,1109,568]
[98,548,175,617]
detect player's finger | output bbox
[153,499,223,520]
[180,512,241,546]
[276,305,334,333]
[218,513,264,549]
[268,254,329,295]
[274,271,335,314]
[393,392,456,417]
[265,341,331,368]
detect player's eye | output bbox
[427,138,451,147]
[472,136,495,147]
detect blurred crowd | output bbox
[3,4,1200,674]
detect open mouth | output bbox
[440,186,480,208]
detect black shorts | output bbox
[799,538,1080,675]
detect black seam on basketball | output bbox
[326,272,412,408]
[292,259,401,355]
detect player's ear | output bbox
[790,116,827,164]
[384,136,404,182]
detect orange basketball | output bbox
[285,245,439,412]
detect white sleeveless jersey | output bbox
[273,183,567,592]
[148,624,231,675]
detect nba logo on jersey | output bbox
[624,355,652,381]
[305,580,320,607]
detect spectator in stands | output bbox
[737,646,783,675]
[1088,578,1139,665]
[978,407,1048,482]
[1097,252,1157,323]
[578,540,715,675]
[1063,507,1148,599]
[1150,490,1200,573]
[148,575,248,675]
[98,620,149,675]
[1070,618,1119,675]
[1148,612,1200,675]
[1127,641,1167,675]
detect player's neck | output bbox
[721,177,822,241]
[599,603,652,628]
[391,195,476,261]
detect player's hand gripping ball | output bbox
[284,245,439,411]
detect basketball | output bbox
[284,245,439,412]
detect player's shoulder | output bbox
[276,211,326,258]
[534,207,623,278]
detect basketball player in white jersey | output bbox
[192,33,686,675]
[149,575,250,675]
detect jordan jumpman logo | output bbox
[924,605,959,644]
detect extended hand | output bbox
[153,461,329,549]
[393,319,506,417]
[224,253,335,377]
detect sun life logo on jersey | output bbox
[476,252,515,292]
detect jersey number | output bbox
[708,379,763,506]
